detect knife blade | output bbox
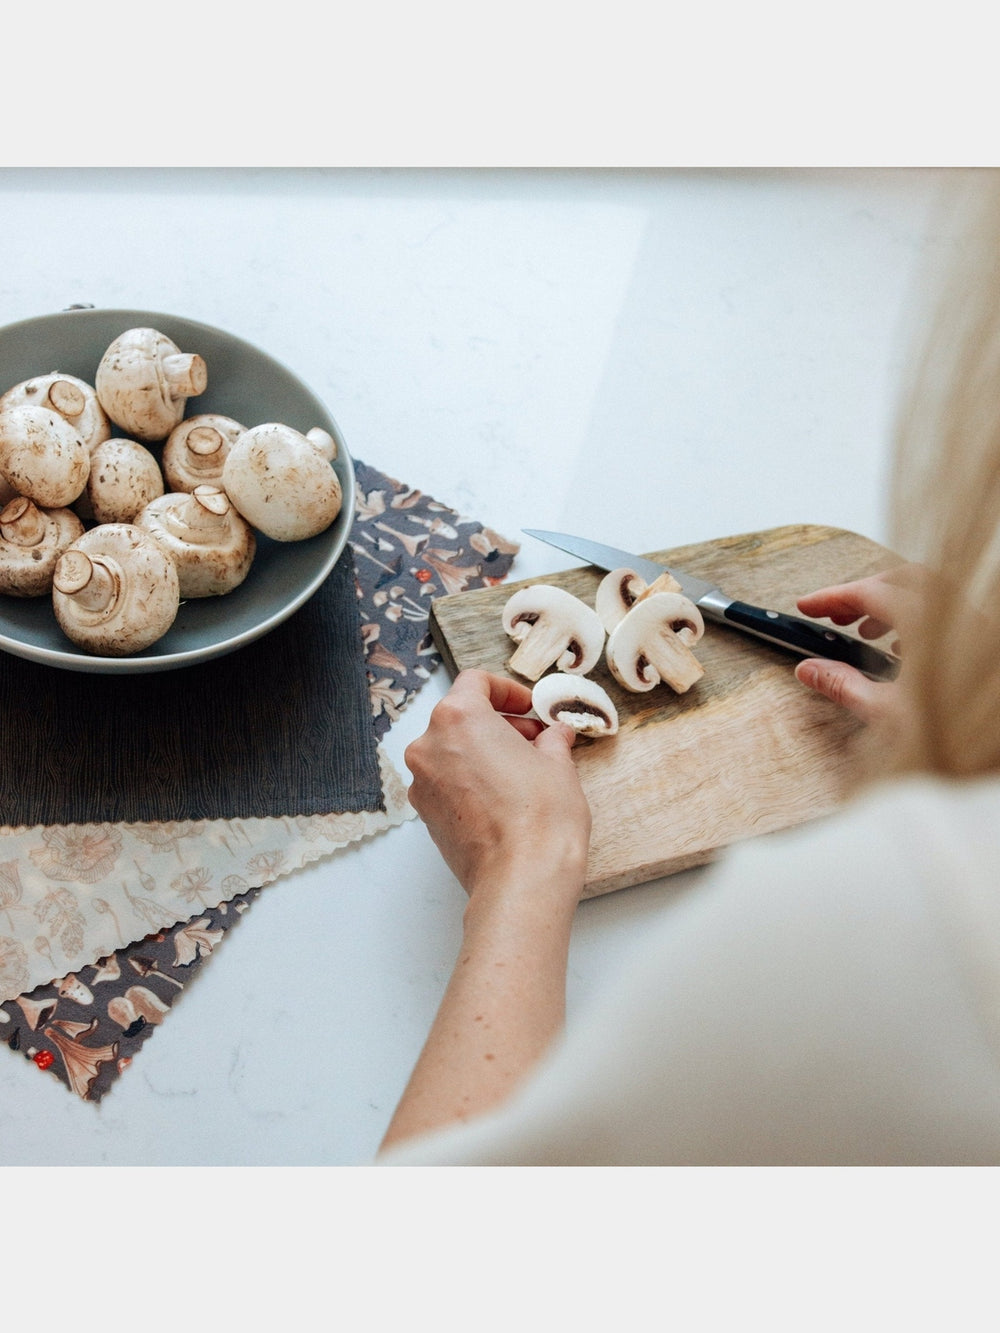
[523,529,900,681]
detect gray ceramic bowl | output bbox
[0,308,355,673]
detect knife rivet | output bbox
[766,610,779,619]
[824,631,836,640]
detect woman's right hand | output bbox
[793,566,921,725]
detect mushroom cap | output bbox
[162,413,246,492]
[0,371,112,452]
[77,437,165,525]
[605,591,706,693]
[0,496,85,597]
[221,422,343,542]
[502,583,606,681]
[595,566,685,632]
[531,673,619,737]
[52,522,180,656]
[135,486,256,597]
[95,327,208,442]
[0,403,90,508]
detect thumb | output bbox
[532,720,578,758]
[795,658,888,725]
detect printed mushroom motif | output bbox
[502,584,606,681]
[0,496,85,597]
[221,422,343,541]
[605,591,706,693]
[531,673,619,737]
[76,437,165,525]
[162,413,245,492]
[0,404,90,508]
[595,566,685,632]
[0,372,111,453]
[95,326,208,442]
[135,485,256,597]
[51,523,181,656]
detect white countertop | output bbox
[0,167,953,1165]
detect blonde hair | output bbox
[877,170,1000,779]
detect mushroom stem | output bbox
[47,379,87,418]
[508,619,580,681]
[185,425,225,459]
[53,549,120,613]
[0,496,47,546]
[162,353,208,399]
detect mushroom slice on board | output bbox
[52,523,180,656]
[0,497,85,597]
[502,584,606,681]
[162,413,246,492]
[531,673,619,737]
[0,372,112,453]
[221,422,343,541]
[0,404,91,508]
[95,327,208,442]
[595,566,685,632]
[605,591,706,693]
[135,486,256,598]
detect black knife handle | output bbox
[723,601,900,680]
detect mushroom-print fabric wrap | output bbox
[0,459,519,1100]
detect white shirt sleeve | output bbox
[379,777,1000,1165]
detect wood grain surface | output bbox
[429,524,900,896]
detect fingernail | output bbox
[796,661,818,688]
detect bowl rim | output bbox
[0,307,356,674]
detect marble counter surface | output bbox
[0,167,953,1164]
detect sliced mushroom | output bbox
[221,422,343,541]
[0,496,85,597]
[531,673,619,737]
[0,404,90,508]
[595,566,685,632]
[162,413,245,492]
[0,372,112,452]
[95,327,208,442]
[502,584,606,681]
[76,438,165,525]
[135,486,256,597]
[51,523,180,656]
[605,591,706,693]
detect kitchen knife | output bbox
[523,529,900,681]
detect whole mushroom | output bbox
[501,584,606,681]
[76,437,165,525]
[51,523,181,656]
[0,496,85,597]
[162,413,245,492]
[0,372,111,453]
[221,422,342,541]
[0,404,90,508]
[95,327,208,442]
[531,673,619,738]
[135,486,256,598]
[605,591,706,693]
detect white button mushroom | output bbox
[95,327,208,442]
[0,372,112,453]
[0,496,85,597]
[605,591,706,693]
[531,673,619,737]
[51,523,181,656]
[76,438,166,525]
[162,413,246,492]
[221,422,343,542]
[595,566,685,632]
[0,404,90,508]
[502,584,606,681]
[135,486,256,598]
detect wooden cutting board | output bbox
[429,523,900,897]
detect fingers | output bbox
[532,719,577,756]
[795,657,894,726]
[796,577,898,633]
[450,668,535,716]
